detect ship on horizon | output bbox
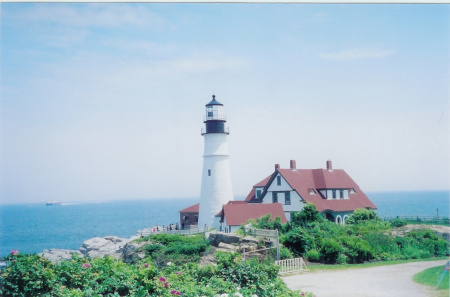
[46,201,61,206]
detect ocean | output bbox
[0,191,449,257]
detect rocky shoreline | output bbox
[39,231,268,264]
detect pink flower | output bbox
[301,293,305,296]
[176,271,181,275]
[159,277,166,282]
[176,291,181,295]
[164,282,169,288]
[144,263,149,268]
[171,290,177,294]
[10,250,19,255]
[82,263,91,268]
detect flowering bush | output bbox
[0,251,308,297]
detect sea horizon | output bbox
[1,190,449,257]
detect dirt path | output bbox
[282,260,447,297]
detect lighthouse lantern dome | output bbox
[205,95,225,121]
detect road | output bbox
[282,260,447,297]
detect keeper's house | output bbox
[179,160,376,229]
[245,160,376,224]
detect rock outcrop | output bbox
[40,249,82,263]
[122,241,148,263]
[79,236,130,259]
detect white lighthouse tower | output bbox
[198,95,234,229]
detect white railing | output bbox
[137,226,209,237]
[275,257,308,274]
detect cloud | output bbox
[320,48,395,60]
[13,4,165,28]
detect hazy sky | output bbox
[1,3,449,204]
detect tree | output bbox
[346,208,380,224]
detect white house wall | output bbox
[261,174,305,219]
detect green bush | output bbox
[346,208,381,225]
[305,249,320,262]
[341,236,374,263]
[281,227,315,256]
[289,203,323,229]
[140,233,209,267]
[319,238,343,264]
[390,219,407,227]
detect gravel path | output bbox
[282,260,447,297]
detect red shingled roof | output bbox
[245,175,271,201]
[179,203,199,213]
[222,203,287,226]
[247,167,376,213]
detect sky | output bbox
[1,3,449,204]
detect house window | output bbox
[256,190,262,198]
[277,176,281,186]
[285,191,291,205]
[272,192,278,203]
[332,190,336,199]
[208,170,211,176]
[194,215,198,223]
[339,190,344,199]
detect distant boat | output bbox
[46,201,62,206]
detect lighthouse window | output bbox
[208,111,213,118]
[208,170,211,176]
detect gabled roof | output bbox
[179,203,199,213]
[246,166,376,213]
[222,203,287,226]
[245,175,271,202]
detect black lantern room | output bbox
[202,95,229,135]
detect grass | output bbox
[307,257,449,272]
[413,264,449,297]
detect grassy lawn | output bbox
[413,264,449,297]
[307,257,449,272]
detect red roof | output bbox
[222,203,287,226]
[245,175,271,201]
[247,167,376,213]
[179,203,199,213]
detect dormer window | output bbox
[256,190,262,198]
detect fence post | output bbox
[276,229,280,261]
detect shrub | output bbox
[305,249,320,262]
[341,236,374,263]
[390,219,407,227]
[281,227,315,256]
[346,208,380,225]
[289,203,323,229]
[319,238,343,264]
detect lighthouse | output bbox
[198,95,234,229]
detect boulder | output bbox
[122,241,148,263]
[218,242,239,251]
[40,249,82,263]
[208,232,242,246]
[79,236,129,259]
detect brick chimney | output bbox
[326,160,332,171]
[290,160,296,170]
[275,164,280,170]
